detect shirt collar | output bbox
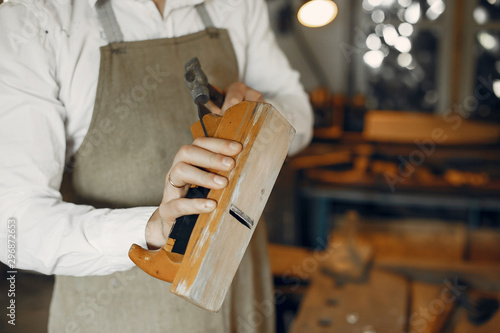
[88,0,205,10]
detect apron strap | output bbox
[194,3,215,28]
[95,1,216,45]
[96,0,124,44]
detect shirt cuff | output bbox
[101,206,157,270]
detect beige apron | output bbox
[49,2,274,332]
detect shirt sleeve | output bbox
[0,2,155,276]
[240,0,313,155]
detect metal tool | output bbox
[184,57,224,137]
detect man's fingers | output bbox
[177,137,241,159]
[222,82,246,112]
[221,82,265,113]
[171,139,241,171]
[244,88,264,103]
[168,162,228,190]
[205,100,222,115]
[192,137,242,155]
[159,198,217,223]
[174,145,237,171]
[164,138,242,202]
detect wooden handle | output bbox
[190,113,223,139]
[129,113,220,283]
[129,244,183,283]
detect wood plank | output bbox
[363,110,500,144]
[409,281,455,333]
[269,244,500,292]
[333,218,467,262]
[466,229,500,262]
[290,269,409,333]
[270,219,468,280]
[289,151,352,170]
[190,113,223,138]
[268,244,315,279]
[376,258,500,291]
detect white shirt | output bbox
[0,0,313,276]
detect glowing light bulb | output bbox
[398,22,413,37]
[394,36,412,53]
[397,53,412,67]
[405,2,421,24]
[298,0,338,28]
[364,50,384,68]
[382,25,398,45]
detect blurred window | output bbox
[357,0,500,124]
[468,1,500,123]
[359,0,447,112]
[474,0,500,24]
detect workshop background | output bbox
[2,0,500,332]
[265,0,500,332]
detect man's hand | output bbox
[145,82,264,249]
[207,82,265,115]
[145,137,242,249]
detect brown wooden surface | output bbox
[274,215,500,331]
[313,126,342,139]
[321,211,374,281]
[453,290,500,333]
[410,281,456,333]
[270,245,500,290]
[335,219,468,262]
[466,229,500,262]
[409,282,442,333]
[289,151,351,170]
[310,90,344,139]
[190,113,222,138]
[171,101,295,311]
[128,243,182,282]
[290,269,409,333]
[376,258,500,291]
[269,222,500,281]
[130,102,294,311]
[272,215,500,331]
[295,142,500,192]
[268,244,315,279]
[363,110,500,144]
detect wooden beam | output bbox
[268,243,315,279]
[376,258,500,291]
[409,282,455,333]
[363,110,500,144]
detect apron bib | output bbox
[49,2,274,332]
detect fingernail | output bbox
[230,142,240,150]
[214,175,226,186]
[205,200,216,209]
[222,157,233,167]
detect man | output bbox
[0,0,312,332]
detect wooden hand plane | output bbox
[129,58,295,312]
